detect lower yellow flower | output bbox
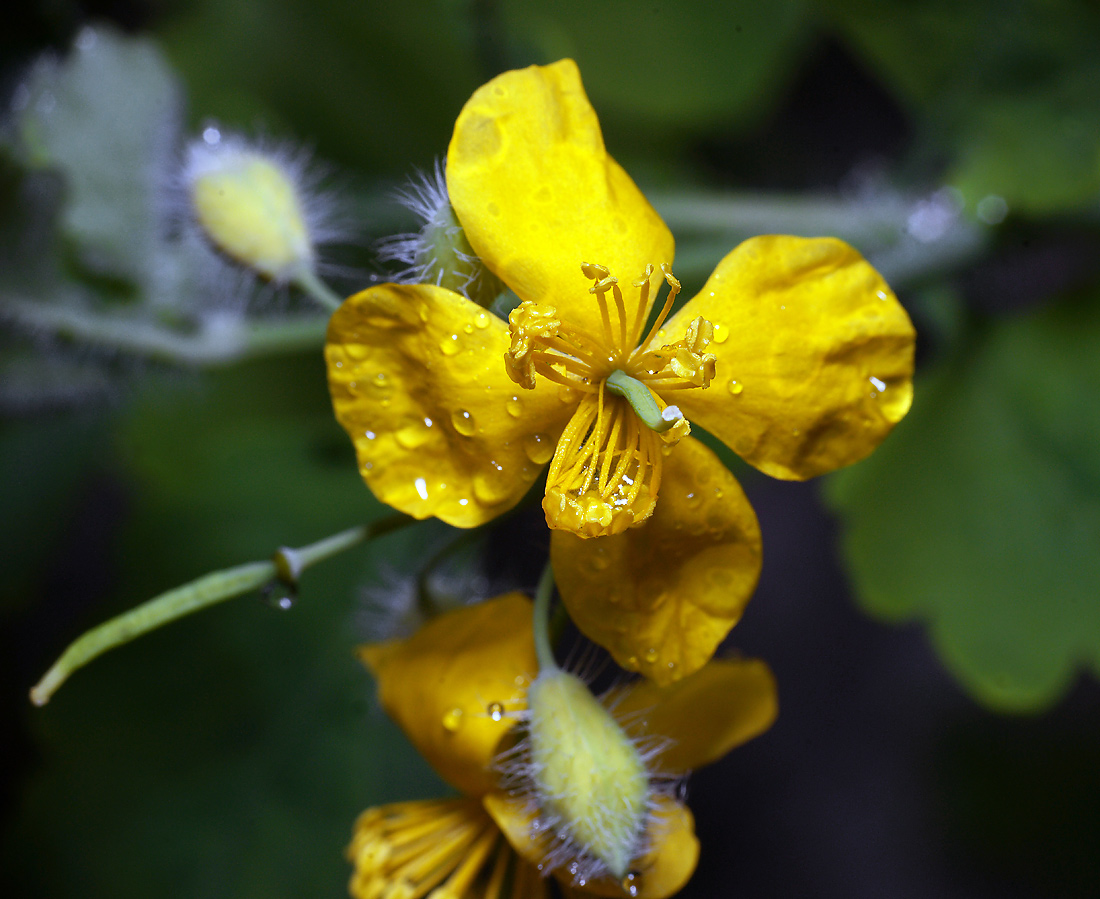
[348,594,777,899]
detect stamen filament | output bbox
[635,265,681,355]
[629,265,654,348]
[612,284,629,356]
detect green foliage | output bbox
[822,0,1100,212]
[4,354,443,898]
[10,28,184,296]
[496,0,809,137]
[826,294,1100,711]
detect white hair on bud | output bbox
[377,159,503,304]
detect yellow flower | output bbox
[348,593,777,899]
[326,59,915,541]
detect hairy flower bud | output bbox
[526,667,649,879]
[185,132,315,282]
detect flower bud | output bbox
[525,667,649,879]
[379,161,504,308]
[185,134,315,282]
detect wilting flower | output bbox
[326,59,915,542]
[348,593,777,899]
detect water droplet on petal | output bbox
[395,422,430,449]
[440,334,461,356]
[451,409,476,436]
[414,477,429,500]
[345,343,370,360]
[712,322,729,344]
[487,702,505,721]
[442,708,463,731]
[474,311,491,329]
[727,379,743,395]
[506,395,523,417]
[644,647,658,663]
[523,432,554,464]
[621,871,641,897]
[473,460,511,505]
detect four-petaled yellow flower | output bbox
[348,593,777,899]
[326,58,915,542]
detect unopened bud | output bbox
[379,162,504,307]
[526,668,649,879]
[186,137,314,281]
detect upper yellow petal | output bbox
[483,792,698,899]
[358,593,537,797]
[326,283,573,527]
[552,436,762,686]
[447,59,674,329]
[610,657,778,775]
[660,235,915,480]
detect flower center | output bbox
[504,263,716,537]
[348,797,529,899]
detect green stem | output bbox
[606,369,681,433]
[292,268,344,312]
[533,562,558,674]
[0,295,328,365]
[29,514,412,706]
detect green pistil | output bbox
[606,369,681,433]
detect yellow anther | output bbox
[631,264,654,288]
[660,263,681,292]
[589,275,618,294]
[580,261,611,280]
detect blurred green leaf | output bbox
[821,0,1100,212]
[826,294,1100,711]
[10,26,184,294]
[157,0,482,175]
[497,0,810,138]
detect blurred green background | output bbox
[2,1,1099,897]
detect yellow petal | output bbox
[659,235,915,480]
[552,437,761,686]
[610,657,778,775]
[447,59,674,329]
[358,593,537,796]
[484,793,698,899]
[326,283,573,527]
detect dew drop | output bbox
[506,395,523,417]
[442,708,463,732]
[451,409,476,436]
[463,323,474,334]
[487,702,505,722]
[345,343,370,360]
[523,432,554,464]
[373,372,388,388]
[712,322,729,344]
[261,582,297,611]
[473,460,510,505]
[727,379,744,396]
[621,871,641,897]
[474,311,491,329]
[414,477,429,500]
[869,375,886,394]
[440,334,461,356]
[625,655,639,670]
[644,647,659,663]
[558,385,577,404]
[395,422,430,449]
[363,430,376,440]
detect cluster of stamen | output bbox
[505,262,716,537]
[348,798,544,899]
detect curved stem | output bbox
[29,513,413,706]
[532,562,559,674]
[292,268,344,311]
